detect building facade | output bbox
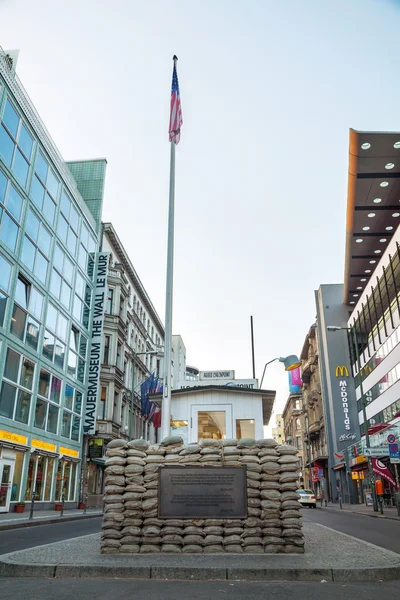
[0,50,105,513]
[83,223,165,506]
[300,324,329,498]
[171,335,186,389]
[282,393,307,475]
[271,413,283,445]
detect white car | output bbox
[297,488,317,508]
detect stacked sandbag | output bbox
[100,436,305,554]
[277,444,304,554]
[101,439,127,554]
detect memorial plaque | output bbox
[158,466,247,519]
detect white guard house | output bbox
[150,385,276,444]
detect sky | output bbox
[1,0,400,429]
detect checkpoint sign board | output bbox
[387,434,396,444]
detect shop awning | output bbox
[333,463,346,470]
[90,458,106,467]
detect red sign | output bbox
[387,434,396,444]
[372,458,397,489]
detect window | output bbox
[236,419,255,439]
[117,343,122,369]
[21,209,51,284]
[100,386,107,420]
[42,302,68,368]
[58,191,79,256]
[106,288,113,314]
[0,347,34,422]
[0,251,12,327]
[296,436,302,450]
[0,99,33,187]
[73,269,91,330]
[0,169,22,252]
[61,384,82,441]
[104,335,110,365]
[10,276,44,351]
[295,418,301,430]
[31,150,59,225]
[78,222,96,276]
[67,326,87,382]
[50,244,74,310]
[34,369,61,433]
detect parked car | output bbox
[297,488,317,508]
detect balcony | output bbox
[309,420,321,435]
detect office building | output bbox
[0,49,105,513]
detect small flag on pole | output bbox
[169,57,183,144]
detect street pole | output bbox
[250,316,256,380]
[351,327,379,512]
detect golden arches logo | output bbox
[335,366,349,378]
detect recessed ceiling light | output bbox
[380,238,387,243]
[361,278,367,282]
[373,198,382,203]
[385,163,395,170]
[365,270,371,273]
[393,213,400,217]
[361,143,371,150]
[353,294,359,298]
[350,301,355,305]
[357,287,362,290]
[356,238,363,243]
[369,260,376,264]
[368,213,376,218]
[362,226,370,231]
[386,226,394,231]
[394,142,400,149]
[380,182,389,187]
[374,250,381,254]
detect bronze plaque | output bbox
[158,466,247,519]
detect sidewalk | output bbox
[324,502,400,520]
[0,508,103,531]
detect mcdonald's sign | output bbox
[335,366,349,377]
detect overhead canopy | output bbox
[344,129,400,307]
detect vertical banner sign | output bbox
[288,367,302,393]
[84,252,109,434]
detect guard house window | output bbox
[51,244,74,310]
[0,250,12,327]
[11,276,44,351]
[0,169,22,253]
[57,191,79,256]
[0,98,33,187]
[34,369,61,433]
[0,347,35,423]
[30,150,59,226]
[106,288,114,314]
[21,209,51,285]
[42,302,68,369]
[62,384,82,441]
[103,335,110,365]
[67,326,87,383]
[73,269,91,331]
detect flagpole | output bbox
[161,60,177,440]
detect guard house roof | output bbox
[150,385,276,426]
[344,129,400,307]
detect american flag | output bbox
[169,60,183,144]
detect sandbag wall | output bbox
[101,437,305,554]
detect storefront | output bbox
[0,428,81,513]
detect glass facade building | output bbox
[0,51,106,512]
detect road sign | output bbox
[387,434,396,444]
[390,458,400,464]
[389,443,399,454]
[364,448,388,456]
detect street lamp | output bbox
[327,325,378,511]
[260,355,301,388]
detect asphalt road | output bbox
[0,579,399,600]
[302,507,400,554]
[0,517,102,554]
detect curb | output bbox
[0,513,103,532]
[1,561,400,582]
[325,507,400,522]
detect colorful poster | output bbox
[372,458,397,488]
[291,367,302,387]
